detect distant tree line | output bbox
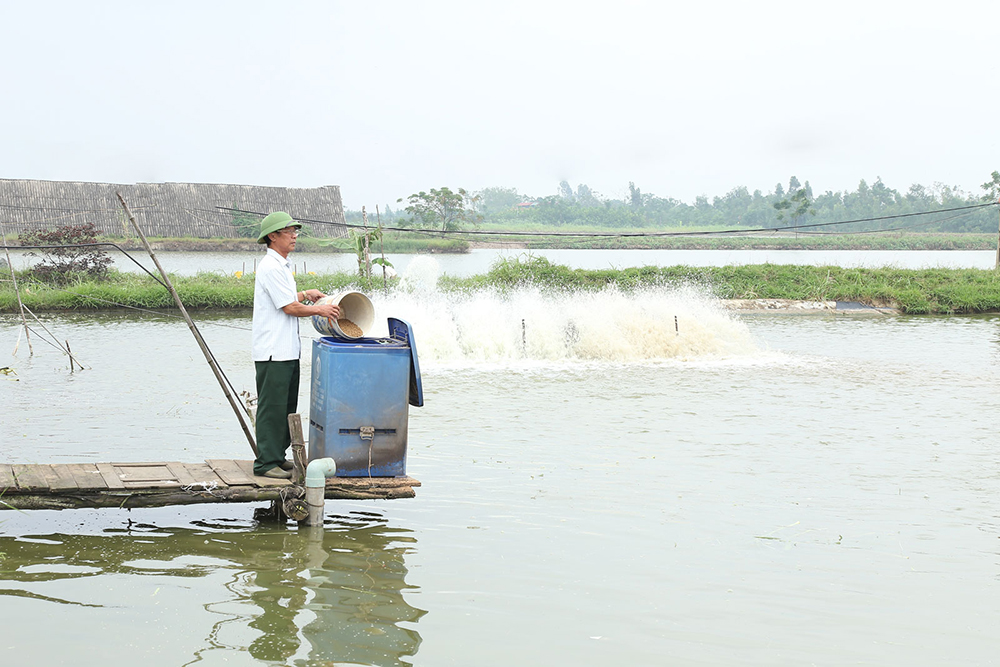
[347,172,1000,234]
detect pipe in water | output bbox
[303,457,337,526]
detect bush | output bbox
[19,223,112,283]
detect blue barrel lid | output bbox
[388,317,424,407]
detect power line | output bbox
[215,201,998,239]
[796,209,980,236]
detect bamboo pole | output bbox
[20,304,84,370]
[377,205,388,291]
[995,196,1000,270]
[288,413,307,486]
[116,193,258,457]
[362,206,372,278]
[1,228,33,355]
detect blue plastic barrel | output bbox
[308,318,422,477]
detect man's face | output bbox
[268,226,299,256]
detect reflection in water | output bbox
[0,511,424,666]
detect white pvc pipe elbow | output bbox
[305,457,337,487]
[303,457,337,527]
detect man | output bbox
[252,211,340,479]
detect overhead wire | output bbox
[214,201,997,239]
[795,208,981,236]
[11,199,990,245]
[180,207,269,232]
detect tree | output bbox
[576,184,601,207]
[981,170,1000,202]
[558,180,574,200]
[397,187,482,232]
[628,182,643,208]
[476,186,522,213]
[20,222,112,283]
[774,188,816,230]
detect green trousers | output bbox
[254,359,300,475]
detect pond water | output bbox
[3,246,997,277]
[1,287,999,665]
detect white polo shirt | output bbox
[252,248,300,361]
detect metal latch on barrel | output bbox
[339,427,397,440]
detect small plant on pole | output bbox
[229,204,262,238]
[324,206,394,290]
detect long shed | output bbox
[0,178,348,239]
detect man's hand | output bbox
[281,301,341,319]
[302,289,326,302]
[313,303,341,319]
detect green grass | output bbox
[439,255,1000,314]
[6,256,1000,314]
[513,232,995,250]
[0,269,369,311]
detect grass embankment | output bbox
[13,232,988,252]
[441,256,1000,314]
[4,256,1000,314]
[0,271,364,312]
[483,231,995,251]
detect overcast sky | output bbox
[1,1,997,210]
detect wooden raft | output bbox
[0,459,420,511]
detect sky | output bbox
[1,1,997,211]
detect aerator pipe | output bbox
[304,458,337,526]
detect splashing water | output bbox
[396,255,442,294]
[366,279,761,365]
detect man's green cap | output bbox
[257,211,303,244]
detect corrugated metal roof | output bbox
[0,179,348,239]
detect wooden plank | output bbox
[235,459,291,487]
[184,462,226,486]
[326,475,422,490]
[96,462,126,490]
[66,463,108,491]
[112,463,181,489]
[0,464,15,492]
[165,462,202,488]
[41,465,79,491]
[206,459,255,487]
[176,463,228,495]
[11,465,49,493]
[0,473,420,510]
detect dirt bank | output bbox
[722,299,899,315]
